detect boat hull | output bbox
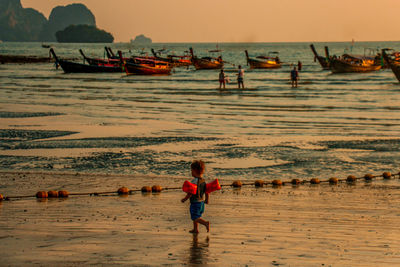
[58,60,122,73]
[192,58,223,70]
[330,59,381,73]
[124,61,171,75]
[382,50,400,82]
[247,58,281,69]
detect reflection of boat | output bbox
[189,47,223,70]
[329,53,381,73]
[118,51,172,75]
[151,48,191,67]
[382,49,400,82]
[245,50,281,69]
[310,44,330,70]
[49,48,122,73]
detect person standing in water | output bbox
[219,69,226,89]
[290,66,299,88]
[181,160,210,234]
[237,65,244,89]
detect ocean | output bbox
[1,41,400,185]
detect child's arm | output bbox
[181,193,192,203]
[205,193,210,204]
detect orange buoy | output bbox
[48,191,59,198]
[310,178,320,184]
[272,180,282,186]
[232,181,242,188]
[36,191,48,198]
[383,172,391,179]
[364,174,374,181]
[291,179,301,185]
[346,175,357,183]
[0,194,3,201]
[254,180,264,187]
[141,186,152,193]
[152,185,162,193]
[58,190,69,198]
[328,177,338,184]
[118,187,129,195]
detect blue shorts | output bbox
[238,77,243,82]
[190,201,205,221]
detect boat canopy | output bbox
[343,54,376,61]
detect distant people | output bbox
[297,61,302,71]
[181,160,210,234]
[219,69,226,89]
[237,65,245,89]
[290,67,299,88]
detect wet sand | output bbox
[1,171,400,266]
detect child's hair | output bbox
[191,160,205,174]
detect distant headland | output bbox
[0,0,113,43]
[131,34,152,44]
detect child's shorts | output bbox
[190,201,205,221]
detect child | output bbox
[219,69,226,89]
[181,160,210,234]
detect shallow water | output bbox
[1,41,400,182]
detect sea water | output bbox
[1,41,400,184]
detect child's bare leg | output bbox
[195,218,210,232]
[189,221,199,233]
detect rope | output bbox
[1,171,399,202]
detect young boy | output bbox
[181,160,210,234]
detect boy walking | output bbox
[181,160,210,234]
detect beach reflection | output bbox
[188,234,210,265]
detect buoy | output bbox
[254,180,264,187]
[272,180,282,186]
[310,178,320,184]
[328,177,338,184]
[232,181,242,188]
[291,179,301,185]
[205,179,221,193]
[346,175,357,183]
[118,187,129,195]
[36,191,48,198]
[364,174,374,181]
[48,191,59,198]
[383,172,391,179]
[152,185,162,192]
[0,194,3,201]
[141,186,152,193]
[58,190,69,198]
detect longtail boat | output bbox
[310,44,330,70]
[151,48,191,67]
[244,50,281,69]
[189,47,223,70]
[118,51,172,75]
[382,49,400,82]
[79,49,120,66]
[329,53,381,73]
[50,48,122,73]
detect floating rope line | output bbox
[0,171,399,202]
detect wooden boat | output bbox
[151,48,191,67]
[118,51,172,75]
[79,49,121,66]
[49,48,122,73]
[310,44,330,70]
[189,47,223,70]
[329,53,381,73]
[382,49,400,82]
[245,50,281,69]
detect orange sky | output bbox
[21,0,400,43]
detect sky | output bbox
[21,0,400,43]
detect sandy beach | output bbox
[1,171,400,266]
